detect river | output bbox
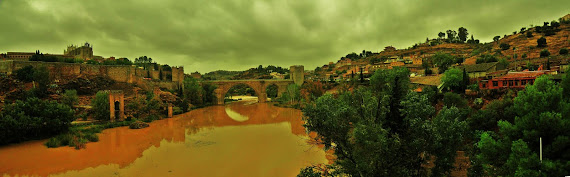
[0,100,329,177]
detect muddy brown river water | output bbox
[0,101,328,177]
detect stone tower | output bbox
[289,65,304,86]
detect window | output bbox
[493,81,498,87]
[503,81,508,87]
[481,83,487,88]
[515,80,519,86]
[508,80,514,86]
[521,80,527,85]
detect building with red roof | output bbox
[479,71,550,89]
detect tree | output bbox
[499,43,510,50]
[431,52,456,73]
[266,85,278,98]
[559,48,569,55]
[61,89,79,108]
[562,68,570,100]
[183,77,203,108]
[458,27,468,43]
[493,36,501,42]
[201,84,217,105]
[14,65,36,82]
[443,92,468,108]
[476,54,498,64]
[540,49,550,58]
[91,91,110,120]
[302,82,466,176]
[551,21,560,28]
[438,32,446,39]
[442,68,464,92]
[537,37,547,47]
[526,31,533,38]
[0,97,75,145]
[32,67,50,98]
[475,76,570,176]
[446,30,457,43]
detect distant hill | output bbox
[203,65,289,80]
[312,14,570,79]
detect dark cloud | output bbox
[1,0,568,73]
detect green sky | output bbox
[0,0,568,73]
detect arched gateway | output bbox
[202,65,304,105]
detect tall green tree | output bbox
[183,77,203,107]
[475,76,570,176]
[458,27,469,43]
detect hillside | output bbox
[312,14,570,80]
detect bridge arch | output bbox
[203,80,294,105]
[217,82,265,104]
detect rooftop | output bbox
[494,71,549,80]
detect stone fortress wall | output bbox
[0,60,184,90]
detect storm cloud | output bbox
[1,0,568,73]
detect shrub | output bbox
[91,91,110,120]
[61,89,79,107]
[540,49,550,58]
[537,37,547,47]
[443,92,468,108]
[143,114,159,123]
[14,66,35,82]
[526,31,533,38]
[559,48,569,55]
[84,133,99,142]
[499,43,510,50]
[1,97,75,145]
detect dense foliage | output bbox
[91,91,110,120]
[302,67,467,176]
[0,97,75,145]
[182,77,217,110]
[431,52,458,73]
[473,76,570,176]
[60,89,79,107]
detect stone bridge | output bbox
[202,65,304,105]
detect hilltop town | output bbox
[306,14,570,91]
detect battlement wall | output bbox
[0,60,183,90]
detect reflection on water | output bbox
[225,107,249,122]
[0,102,327,177]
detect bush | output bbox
[61,89,79,107]
[443,92,468,108]
[84,133,99,142]
[559,48,569,55]
[143,114,159,123]
[537,37,547,47]
[526,31,533,38]
[14,66,35,82]
[476,54,498,64]
[91,91,110,120]
[499,43,510,50]
[0,97,75,145]
[540,49,550,58]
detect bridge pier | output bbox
[277,85,287,98]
